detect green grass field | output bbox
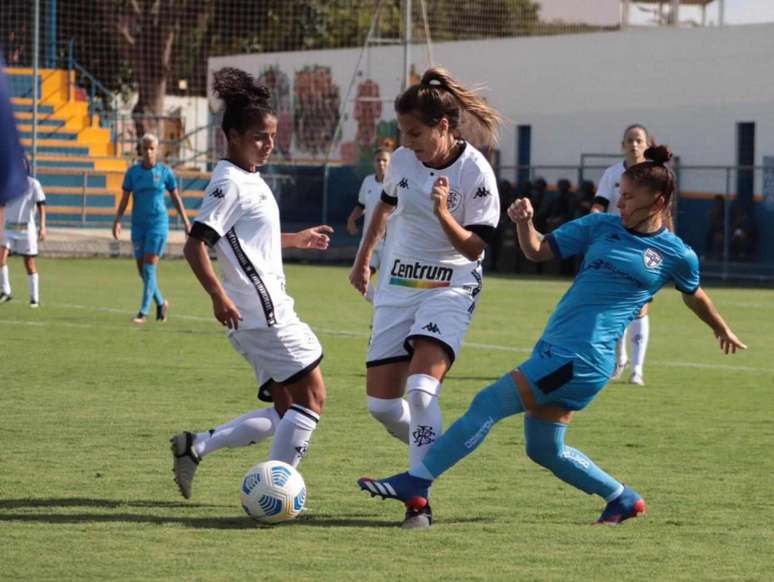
[1,258,772,581]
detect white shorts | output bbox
[3,229,38,256]
[366,287,477,367]
[228,320,323,402]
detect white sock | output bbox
[269,404,320,468]
[616,331,628,366]
[406,373,442,471]
[367,396,410,444]
[365,282,376,303]
[193,407,280,459]
[629,315,650,377]
[28,273,39,303]
[0,265,10,295]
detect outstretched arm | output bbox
[282,225,333,250]
[682,288,747,354]
[508,198,555,262]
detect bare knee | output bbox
[285,367,326,415]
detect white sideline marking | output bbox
[1,303,770,375]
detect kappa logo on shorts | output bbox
[209,187,225,199]
[422,322,441,334]
[643,248,663,269]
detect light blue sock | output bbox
[412,373,525,480]
[524,416,623,501]
[138,267,164,307]
[140,263,159,316]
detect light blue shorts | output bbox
[131,224,168,259]
[518,340,608,411]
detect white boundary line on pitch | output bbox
[1,302,769,375]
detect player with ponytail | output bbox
[350,67,502,527]
[359,143,746,528]
[594,124,658,385]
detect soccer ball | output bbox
[240,460,306,524]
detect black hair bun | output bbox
[213,67,270,107]
[645,145,672,165]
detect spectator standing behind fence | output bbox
[486,178,514,272]
[705,195,726,260]
[730,205,757,261]
[113,133,191,324]
[574,180,596,219]
[591,124,654,387]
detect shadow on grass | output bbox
[0,497,229,510]
[0,498,491,529]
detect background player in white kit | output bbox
[346,147,392,302]
[0,158,46,307]
[592,124,653,385]
[170,68,333,500]
[349,67,502,527]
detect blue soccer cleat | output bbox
[357,472,431,507]
[596,485,646,525]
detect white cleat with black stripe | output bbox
[170,431,200,500]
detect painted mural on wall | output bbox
[257,66,293,159]
[293,65,341,157]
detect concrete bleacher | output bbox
[6,67,211,227]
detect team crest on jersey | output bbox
[446,190,463,212]
[643,248,663,269]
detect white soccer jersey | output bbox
[193,160,295,330]
[379,143,500,292]
[595,161,626,216]
[4,177,45,229]
[357,173,383,238]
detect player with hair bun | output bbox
[593,124,656,385]
[169,67,333,500]
[360,145,746,527]
[350,67,502,528]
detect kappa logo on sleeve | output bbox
[474,187,491,199]
[209,187,225,199]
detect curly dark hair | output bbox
[213,67,275,137]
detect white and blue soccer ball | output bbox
[240,460,306,524]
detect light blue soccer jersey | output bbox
[542,213,700,374]
[122,163,177,227]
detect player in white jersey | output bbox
[0,158,46,307]
[350,67,502,527]
[592,124,654,385]
[169,68,333,500]
[346,147,392,302]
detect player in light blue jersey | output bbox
[358,145,747,527]
[113,134,190,323]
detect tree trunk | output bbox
[110,0,182,149]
